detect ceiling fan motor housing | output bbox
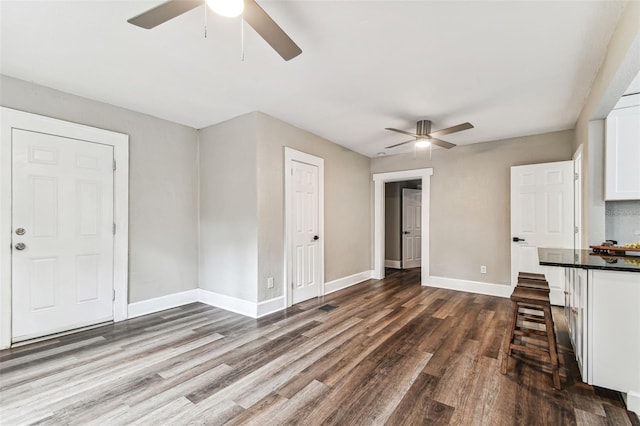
[416,120,432,137]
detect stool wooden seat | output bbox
[501,285,560,389]
[517,278,550,292]
[518,272,547,281]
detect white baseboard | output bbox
[198,289,257,318]
[324,270,373,295]
[127,288,285,320]
[626,391,640,416]
[257,296,286,318]
[385,260,402,269]
[198,290,285,319]
[126,271,374,321]
[424,276,512,298]
[128,289,199,319]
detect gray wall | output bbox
[574,1,640,247]
[372,130,574,285]
[198,114,259,302]
[256,112,371,302]
[1,75,199,303]
[197,112,371,304]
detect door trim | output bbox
[573,144,583,250]
[373,168,433,283]
[284,148,324,308]
[0,107,129,349]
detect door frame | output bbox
[284,147,324,308]
[573,144,583,251]
[373,168,433,284]
[0,107,129,349]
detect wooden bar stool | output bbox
[501,286,561,389]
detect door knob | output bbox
[313,235,319,241]
[512,237,525,242]
[403,231,410,235]
[15,228,26,236]
[14,243,26,251]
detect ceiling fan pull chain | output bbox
[240,17,245,61]
[204,3,208,38]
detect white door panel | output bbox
[291,161,321,304]
[511,161,573,306]
[12,129,114,341]
[402,188,421,269]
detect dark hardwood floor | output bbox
[1,268,638,425]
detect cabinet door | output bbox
[605,104,640,200]
[591,270,640,394]
[564,267,573,340]
[573,268,588,381]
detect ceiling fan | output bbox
[127,0,302,61]
[385,119,474,150]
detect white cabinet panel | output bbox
[605,98,640,200]
[590,270,640,396]
[573,268,587,380]
[564,266,588,382]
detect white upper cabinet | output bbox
[605,94,640,200]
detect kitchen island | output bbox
[538,247,640,273]
[538,248,640,416]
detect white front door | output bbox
[291,160,321,304]
[511,161,573,306]
[402,188,421,269]
[12,129,114,341]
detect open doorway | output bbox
[372,168,433,284]
[385,180,421,270]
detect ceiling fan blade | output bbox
[429,138,456,149]
[428,122,474,138]
[386,139,416,149]
[243,0,302,61]
[385,128,419,138]
[127,0,203,29]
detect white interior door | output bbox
[291,160,321,304]
[402,188,421,269]
[510,161,573,306]
[12,129,114,341]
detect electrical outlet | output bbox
[480,265,487,274]
[267,277,274,288]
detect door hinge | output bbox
[112,289,116,301]
[113,223,116,235]
[113,160,116,171]
[574,172,579,181]
[575,226,579,234]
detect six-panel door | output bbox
[12,129,114,341]
[291,160,320,304]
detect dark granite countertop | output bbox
[538,248,640,273]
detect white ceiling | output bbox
[0,1,627,157]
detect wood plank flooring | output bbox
[1,268,638,425]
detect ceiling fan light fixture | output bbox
[415,139,430,148]
[206,0,244,18]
